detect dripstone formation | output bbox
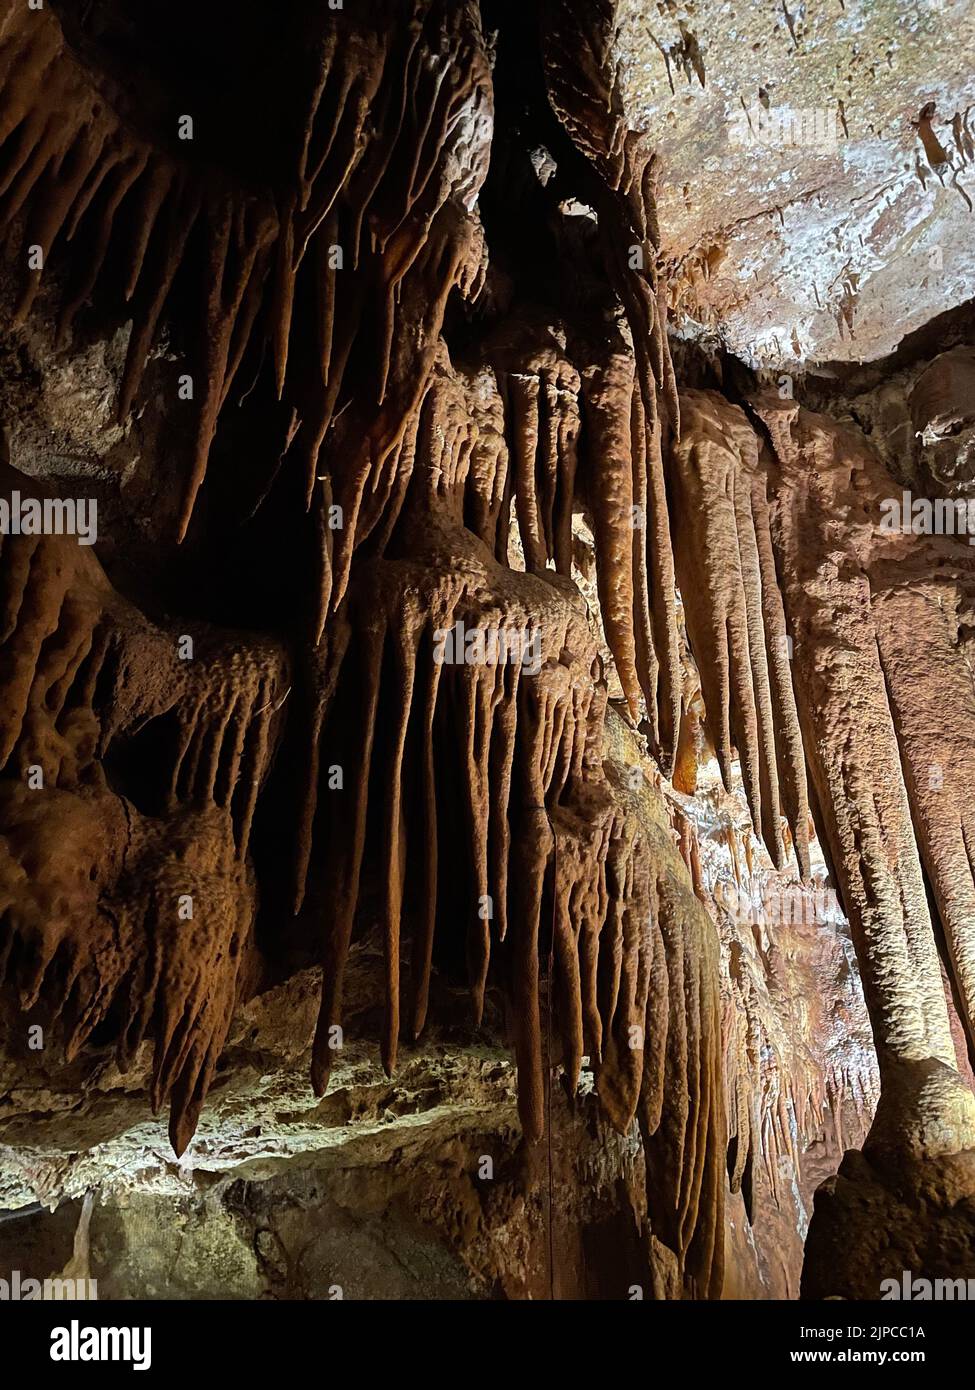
[0,0,973,1301]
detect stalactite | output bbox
[540,0,682,771]
[0,0,685,772]
[668,384,975,1191]
[0,1,284,536]
[640,873,726,1299]
[0,466,288,1153]
[871,580,975,1066]
[752,394,963,1085]
[297,350,654,1143]
[0,0,491,558]
[0,0,755,1300]
[581,348,642,720]
[669,391,811,876]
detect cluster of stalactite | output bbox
[669,394,811,881]
[442,314,678,764]
[539,0,681,772]
[640,831,725,1298]
[293,349,726,1302]
[11,0,974,1299]
[0,0,491,558]
[668,790,879,1243]
[0,0,732,1293]
[0,465,288,1151]
[670,387,975,1165]
[0,0,690,757]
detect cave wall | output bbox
[1,707,874,1300]
[0,0,972,1302]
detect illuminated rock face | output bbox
[611,0,975,370]
[0,0,971,1301]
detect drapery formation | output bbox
[671,388,975,1164]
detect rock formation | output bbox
[0,0,972,1303]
